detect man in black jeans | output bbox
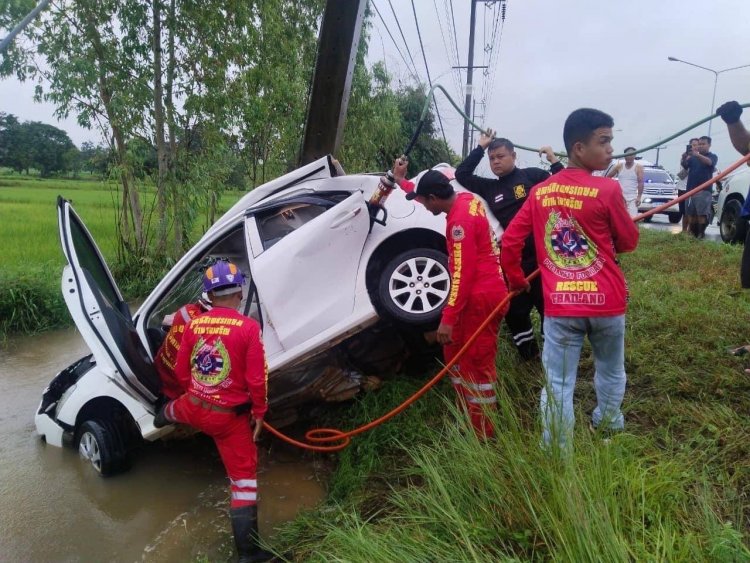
[717,101,750,287]
[455,130,563,360]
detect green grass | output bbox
[0,172,243,337]
[269,229,750,562]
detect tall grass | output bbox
[272,228,750,561]
[0,173,243,337]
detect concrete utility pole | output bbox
[461,0,478,159]
[654,145,667,166]
[299,0,367,166]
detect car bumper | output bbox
[638,199,679,214]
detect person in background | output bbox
[154,260,272,563]
[454,131,563,360]
[400,166,509,439]
[500,108,639,451]
[606,147,643,217]
[683,136,718,239]
[677,138,700,233]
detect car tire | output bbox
[720,199,748,243]
[668,212,681,224]
[76,419,126,477]
[378,248,450,326]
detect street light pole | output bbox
[667,56,750,137]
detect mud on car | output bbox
[36,156,467,476]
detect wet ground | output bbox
[0,327,327,562]
[639,213,721,242]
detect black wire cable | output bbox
[386,0,421,83]
[410,0,448,147]
[370,0,421,84]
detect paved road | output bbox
[639,213,722,243]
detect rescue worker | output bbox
[154,259,272,563]
[501,108,639,451]
[154,293,212,400]
[401,167,509,438]
[455,131,563,360]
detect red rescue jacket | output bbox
[175,306,268,418]
[155,303,206,400]
[442,192,507,327]
[501,168,639,317]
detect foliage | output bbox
[0,113,77,176]
[273,229,750,561]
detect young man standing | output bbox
[455,132,563,360]
[677,138,700,233]
[606,147,644,217]
[684,136,718,238]
[500,108,639,450]
[155,260,272,563]
[402,169,509,438]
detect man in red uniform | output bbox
[154,260,272,563]
[500,108,639,451]
[154,294,212,400]
[404,169,509,438]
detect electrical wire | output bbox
[370,0,421,84]
[385,0,421,83]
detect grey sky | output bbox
[2,0,749,177]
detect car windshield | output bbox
[644,169,673,184]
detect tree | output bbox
[0,114,77,176]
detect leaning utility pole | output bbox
[0,0,51,54]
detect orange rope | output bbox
[263,152,750,452]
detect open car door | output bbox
[57,197,160,405]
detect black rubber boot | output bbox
[230,505,275,563]
[153,403,171,428]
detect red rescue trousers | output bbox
[165,394,258,508]
[443,288,507,439]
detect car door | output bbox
[57,197,160,405]
[249,192,370,350]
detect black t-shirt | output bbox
[455,146,564,268]
[686,151,718,191]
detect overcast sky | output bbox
[2,0,749,176]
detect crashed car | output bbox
[36,156,468,475]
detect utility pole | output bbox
[655,145,667,166]
[461,0,478,159]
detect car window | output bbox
[644,169,673,184]
[257,203,329,250]
[147,227,255,333]
[68,212,120,307]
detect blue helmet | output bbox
[203,260,246,294]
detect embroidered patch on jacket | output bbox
[513,184,527,199]
[451,225,465,241]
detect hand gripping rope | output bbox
[262,91,750,452]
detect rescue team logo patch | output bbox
[451,225,465,241]
[513,184,526,199]
[544,211,598,270]
[191,337,231,386]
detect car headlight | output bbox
[643,198,652,203]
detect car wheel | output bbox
[77,420,125,477]
[378,248,450,326]
[720,199,748,243]
[668,212,681,224]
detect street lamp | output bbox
[667,56,750,137]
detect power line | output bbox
[448,0,463,96]
[410,0,448,146]
[433,0,463,100]
[370,0,420,84]
[386,0,421,83]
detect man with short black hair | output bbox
[455,130,563,360]
[677,138,700,232]
[402,168,508,438]
[606,146,643,217]
[501,108,639,451]
[684,136,718,238]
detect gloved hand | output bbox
[716,101,743,124]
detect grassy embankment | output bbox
[0,172,241,338]
[269,229,750,561]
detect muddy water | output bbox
[0,327,326,562]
